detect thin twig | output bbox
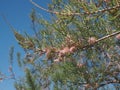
[1,14,15,33]
[83,30,120,49]
[96,31,120,42]
[30,0,120,16]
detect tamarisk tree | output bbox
[13,0,120,90]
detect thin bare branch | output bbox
[83,30,120,49]
[96,30,120,42]
[30,0,120,16]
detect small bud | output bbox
[27,57,34,63]
[59,47,70,55]
[116,34,120,40]
[54,58,60,63]
[95,83,99,87]
[0,78,3,80]
[88,37,96,45]
[77,63,84,68]
[45,47,57,59]
[70,46,76,53]
[113,72,119,75]
[104,0,110,2]
[115,34,120,46]
[113,80,117,83]
[46,48,52,59]
[84,84,91,88]
[0,78,3,82]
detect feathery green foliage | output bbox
[14,0,120,90]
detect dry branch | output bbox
[30,0,120,16]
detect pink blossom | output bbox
[54,58,60,62]
[60,47,70,54]
[77,63,84,68]
[88,37,96,45]
[116,34,120,40]
[104,0,110,2]
[70,46,76,53]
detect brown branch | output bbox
[82,30,120,49]
[30,0,120,16]
[96,31,120,42]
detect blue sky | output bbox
[0,0,50,90]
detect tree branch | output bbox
[82,30,120,49]
[30,0,120,16]
[96,31,120,42]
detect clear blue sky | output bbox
[0,0,50,90]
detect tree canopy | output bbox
[11,0,120,90]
